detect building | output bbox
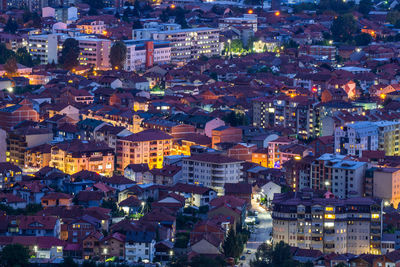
[76,20,106,35]
[272,190,382,255]
[28,34,59,65]
[124,40,171,71]
[267,137,298,168]
[0,99,40,131]
[252,96,320,140]
[116,129,172,171]
[307,45,337,61]
[365,168,400,208]
[182,153,243,195]
[0,162,22,189]
[7,128,53,168]
[310,154,367,198]
[335,121,400,157]
[218,14,258,32]
[211,126,242,149]
[74,37,111,69]
[125,230,156,263]
[152,27,220,62]
[49,140,115,176]
[0,33,28,52]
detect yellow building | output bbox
[50,140,114,176]
[116,129,172,171]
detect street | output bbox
[240,202,272,267]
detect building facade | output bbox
[182,153,243,195]
[272,191,382,255]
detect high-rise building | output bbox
[116,129,172,171]
[182,153,243,195]
[310,154,367,199]
[272,190,382,255]
[335,121,400,157]
[252,96,319,140]
[28,34,59,65]
[124,40,171,71]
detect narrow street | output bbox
[240,202,272,267]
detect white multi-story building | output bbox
[334,121,378,157]
[28,34,59,64]
[133,22,182,40]
[154,27,220,62]
[219,14,258,32]
[310,154,367,199]
[335,121,400,157]
[182,153,243,195]
[125,231,156,263]
[124,40,171,71]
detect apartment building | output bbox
[0,33,28,52]
[307,45,337,61]
[272,190,382,255]
[116,129,173,171]
[252,96,319,140]
[76,20,106,35]
[365,167,400,208]
[335,121,400,157]
[218,14,257,32]
[49,140,115,176]
[153,27,220,62]
[218,14,258,32]
[310,153,367,199]
[267,137,298,168]
[74,37,111,69]
[7,128,53,169]
[125,231,156,263]
[124,40,171,71]
[0,99,39,131]
[182,153,243,195]
[28,34,59,64]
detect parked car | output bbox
[246,250,251,254]
[240,256,246,260]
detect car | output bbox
[240,256,246,261]
[246,250,251,254]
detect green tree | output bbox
[230,39,243,54]
[358,0,372,16]
[0,243,30,267]
[110,41,127,70]
[4,57,17,76]
[223,228,241,259]
[83,0,104,9]
[330,14,358,42]
[191,255,226,267]
[16,48,34,67]
[334,263,348,267]
[60,38,80,71]
[132,20,142,29]
[250,241,300,267]
[60,257,79,267]
[354,33,372,46]
[4,18,18,34]
[0,44,16,64]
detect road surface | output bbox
[240,203,272,267]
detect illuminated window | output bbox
[324,214,335,219]
[371,214,379,219]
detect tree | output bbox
[83,0,104,9]
[330,14,358,42]
[110,41,127,70]
[4,57,17,77]
[16,48,34,67]
[223,228,241,259]
[0,243,30,267]
[132,20,143,29]
[250,241,300,267]
[358,0,372,16]
[0,44,15,64]
[88,7,99,15]
[4,18,18,34]
[230,39,243,54]
[354,33,372,46]
[60,38,80,71]
[191,255,225,267]
[60,257,79,267]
